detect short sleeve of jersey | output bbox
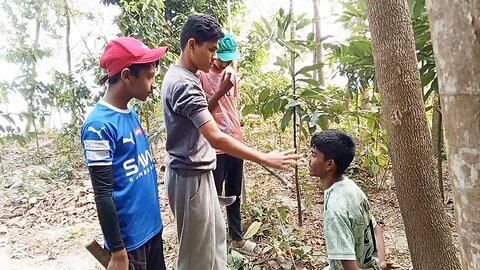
[323,210,357,261]
[81,121,116,166]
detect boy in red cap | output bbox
[81,37,168,270]
[161,14,300,270]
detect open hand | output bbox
[218,72,233,96]
[262,149,301,170]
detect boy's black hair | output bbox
[108,61,159,85]
[310,129,356,175]
[179,14,224,50]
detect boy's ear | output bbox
[327,159,336,171]
[187,38,197,52]
[120,68,131,82]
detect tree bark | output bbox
[364,0,461,269]
[426,1,480,269]
[312,0,325,86]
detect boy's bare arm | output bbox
[341,260,375,270]
[373,225,405,270]
[199,119,300,170]
[375,224,387,268]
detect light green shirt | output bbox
[323,178,380,270]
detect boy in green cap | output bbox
[198,32,261,256]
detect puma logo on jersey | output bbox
[122,133,135,145]
[88,126,106,139]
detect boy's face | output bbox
[189,39,218,72]
[214,59,232,71]
[309,147,333,179]
[125,64,157,101]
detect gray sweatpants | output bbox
[165,168,227,270]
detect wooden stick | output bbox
[85,240,110,269]
[260,165,294,190]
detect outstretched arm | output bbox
[199,119,300,170]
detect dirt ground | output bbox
[0,126,457,269]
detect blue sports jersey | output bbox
[81,100,162,251]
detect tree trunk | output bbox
[64,0,78,126]
[312,0,325,86]
[426,1,480,269]
[64,0,71,73]
[364,0,461,269]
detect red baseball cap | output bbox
[100,37,168,77]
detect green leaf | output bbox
[309,111,320,128]
[241,104,256,116]
[371,163,380,175]
[336,15,351,23]
[318,115,329,130]
[230,249,244,260]
[262,101,274,118]
[295,64,324,77]
[281,108,294,131]
[13,134,28,146]
[244,221,262,239]
[258,88,270,102]
[421,71,435,88]
[3,114,14,124]
[283,41,305,53]
[423,79,437,102]
[297,79,320,87]
[253,21,267,37]
[0,89,8,103]
[339,55,360,64]
[350,42,368,57]
[342,2,360,16]
[274,56,288,69]
[300,89,322,99]
[295,18,312,31]
[407,0,417,15]
[307,32,315,42]
[413,0,426,18]
[261,17,272,33]
[285,100,301,109]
